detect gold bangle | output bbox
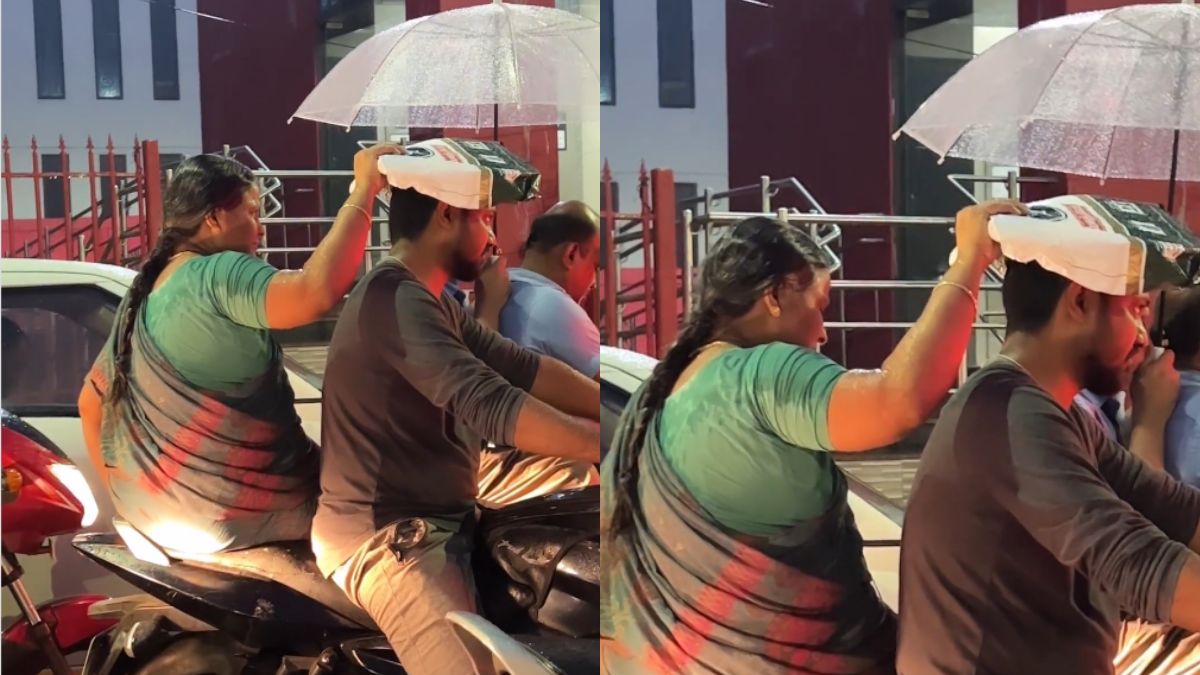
[340,202,372,223]
[936,280,978,315]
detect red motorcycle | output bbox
[1,410,114,675]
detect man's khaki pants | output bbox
[332,452,597,675]
[1115,620,1200,675]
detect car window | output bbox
[600,379,632,462]
[2,285,119,416]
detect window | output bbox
[92,0,124,99]
[41,154,66,219]
[150,0,180,100]
[656,0,695,108]
[99,155,128,220]
[601,0,615,105]
[600,380,631,458]
[34,0,66,99]
[2,286,120,417]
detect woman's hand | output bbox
[264,143,405,330]
[828,199,1029,452]
[353,143,405,196]
[953,199,1027,272]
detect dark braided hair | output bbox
[106,154,255,406]
[606,217,832,542]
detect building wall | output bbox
[600,0,730,213]
[1,0,203,218]
[197,0,323,222]
[726,0,897,367]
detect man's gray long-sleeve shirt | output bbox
[313,260,539,576]
[898,362,1200,675]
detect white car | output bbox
[598,345,902,610]
[0,258,323,621]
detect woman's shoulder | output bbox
[184,250,272,274]
[725,341,840,374]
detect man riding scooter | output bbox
[314,140,601,675]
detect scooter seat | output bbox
[174,541,378,631]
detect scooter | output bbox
[1,409,114,675]
[73,486,600,674]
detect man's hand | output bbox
[476,255,510,309]
[1133,347,1181,427]
[1128,346,1180,471]
[474,254,510,330]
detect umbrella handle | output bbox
[1168,128,1180,214]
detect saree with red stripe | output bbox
[600,386,896,674]
[89,307,318,554]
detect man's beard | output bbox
[1080,352,1124,396]
[449,251,484,282]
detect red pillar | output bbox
[651,170,678,354]
[142,141,163,253]
[1019,0,1199,234]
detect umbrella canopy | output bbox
[291,0,599,130]
[896,2,1200,187]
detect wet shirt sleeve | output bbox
[1097,428,1200,545]
[386,280,531,446]
[997,388,1197,623]
[747,343,846,452]
[199,251,278,329]
[456,300,540,392]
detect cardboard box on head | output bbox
[372,138,541,211]
[956,195,1200,296]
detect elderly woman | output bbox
[79,144,399,554]
[600,201,1023,674]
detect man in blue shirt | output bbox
[472,202,602,506]
[1162,286,1200,487]
[496,201,601,379]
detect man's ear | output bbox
[562,242,579,266]
[1063,283,1099,324]
[434,204,455,232]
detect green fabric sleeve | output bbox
[748,342,846,452]
[196,251,278,329]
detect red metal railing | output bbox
[2,136,162,266]
[600,161,679,357]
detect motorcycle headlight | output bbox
[48,464,99,528]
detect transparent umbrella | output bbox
[896,1,1200,210]
[290,0,599,135]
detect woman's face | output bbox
[774,269,832,350]
[209,185,263,255]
